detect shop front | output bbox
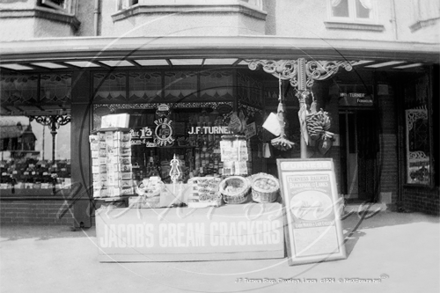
[0,36,438,230]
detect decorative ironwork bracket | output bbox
[247,58,355,92]
[30,115,71,134]
[29,114,71,163]
[247,58,355,158]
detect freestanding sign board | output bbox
[96,203,284,262]
[277,158,346,266]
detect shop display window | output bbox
[0,72,72,196]
[403,74,434,186]
[0,116,71,196]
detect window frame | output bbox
[115,0,263,12]
[41,0,77,14]
[326,0,378,24]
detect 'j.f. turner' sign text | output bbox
[188,126,231,135]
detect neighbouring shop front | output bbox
[0,37,438,229]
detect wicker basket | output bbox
[219,176,250,204]
[251,173,279,203]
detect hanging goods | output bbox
[271,76,295,151]
[305,109,331,141]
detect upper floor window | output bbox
[116,0,262,11]
[118,0,139,11]
[38,0,76,14]
[329,0,375,22]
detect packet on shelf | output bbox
[187,177,222,208]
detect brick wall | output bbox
[402,188,440,215]
[0,200,74,226]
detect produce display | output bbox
[253,177,277,191]
[305,109,331,141]
[219,176,250,204]
[250,173,279,203]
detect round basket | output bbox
[251,173,279,203]
[219,176,250,204]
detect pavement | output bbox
[1,207,439,293]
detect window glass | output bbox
[332,0,349,17]
[164,71,198,102]
[330,0,373,21]
[355,0,370,18]
[0,72,72,196]
[39,0,75,13]
[199,70,233,101]
[93,73,127,103]
[404,75,433,186]
[128,72,162,103]
[1,74,38,105]
[0,116,71,194]
[40,73,71,104]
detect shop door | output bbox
[340,110,378,201]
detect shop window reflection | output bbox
[0,116,71,195]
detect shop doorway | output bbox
[339,110,378,202]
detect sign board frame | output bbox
[277,158,346,266]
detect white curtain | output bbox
[331,0,343,7]
[359,0,372,10]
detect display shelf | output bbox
[91,127,130,134]
[94,195,132,202]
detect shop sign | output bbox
[130,127,153,145]
[101,113,130,128]
[277,158,346,266]
[245,122,257,139]
[155,103,170,118]
[188,126,231,135]
[154,118,175,146]
[339,93,373,107]
[96,203,284,262]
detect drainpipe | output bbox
[390,0,398,40]
[94,0,101,36]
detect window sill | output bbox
[112,3,267,22]
[0,7,80,31]
[324,21,384,32]
[410,17,440,32]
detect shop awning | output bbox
[0,36,439,72]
